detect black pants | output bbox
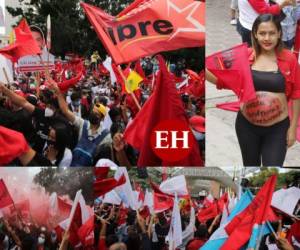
[237,21,252,47]
[235,111,290,166]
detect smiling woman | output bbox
[206,13,300,167]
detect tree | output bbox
[248,167,300,192]
[33,167,94,205]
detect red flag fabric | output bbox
[184,69,205,97]
[0,126,30,165]
[81,1,205,64]
[94,167,109,181]
[153,192,174,213]
[0,179,14,209]
[197,201,219,223]
[287,220,300,247]
[217,193,229,212]
[206,43,256,103]
[77,215,94,246]
[57,71,83,93]
[221,175,277,250]
[124,55,203,166]
[94,174,126,197]
[162,168,168,182]
[0,19,41,62]
[57,197,72,219]
[134,60,146,81]
[9,199,30,219]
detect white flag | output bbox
[166,194,182,250]
[271,187,300,217]
[103,56,117,84]
[160,175,188,196]
[103,190,122,205]
[143,189,154,214]
[114,167,138,210]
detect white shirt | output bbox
[238,0,270,30]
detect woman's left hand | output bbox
[287,126,297,148]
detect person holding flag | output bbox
[206,14,300,166]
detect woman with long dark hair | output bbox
[43,121,72,167]
[207,14,300,166]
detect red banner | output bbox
[81,0,205,64]
[0,179,14,209]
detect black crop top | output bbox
[251,69,285,93]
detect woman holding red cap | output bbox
[206,14,300,166]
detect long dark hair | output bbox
[251,14,283,56]
[50,122,70,165]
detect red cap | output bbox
[189,115,205,133]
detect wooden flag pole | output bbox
[117,66,141,110]
[2,68,10,84]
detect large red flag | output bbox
[0,19,41,62]
[0,126,30,165]
[81,1,205,64]
[0,179,14,209]
[206,43,256,103]
[124,55,202,166]
[77,215,94,246]
[221,175,277,250]
[94,174,126,197]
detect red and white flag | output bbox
[81,0,205,64]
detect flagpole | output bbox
[117,66,141,110]
[2,68,10,84]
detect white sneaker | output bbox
[230,19,237,25]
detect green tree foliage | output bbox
[6,0,204,70]
[249,167,300,192]
[33,167,94,205]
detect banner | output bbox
[17,46,54,73]
[81,0,205,64]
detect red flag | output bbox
[0,126,30,165]
[206,43,256,103]
[118,206,128,226]
[77,215,94,246]
[197,201,219,223]
[287,220,300,246]
[162,168,168,182]
[94,167,109,180]
[183,69,205,97]
[81,1,205,64]
[153,192,174,213]
[57,197,72,219]
[0,179,14,209]
[217,193,229,213]
[124,55,202,166]
[9,199,30,219]
[56,71,83,93]
[134,60,146,81]
[221,175,277,250]
[0,19,41,62]
[67,191,91,247]
[94,174,126,197]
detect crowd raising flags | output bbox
[95,168,300,250]
[0,177,94,249]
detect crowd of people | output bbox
[95,182,300,250]
[0,25,205,167]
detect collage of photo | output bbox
[0,0,299,249]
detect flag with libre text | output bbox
[81,0,205,64]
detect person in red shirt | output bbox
[207,14,300,166]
